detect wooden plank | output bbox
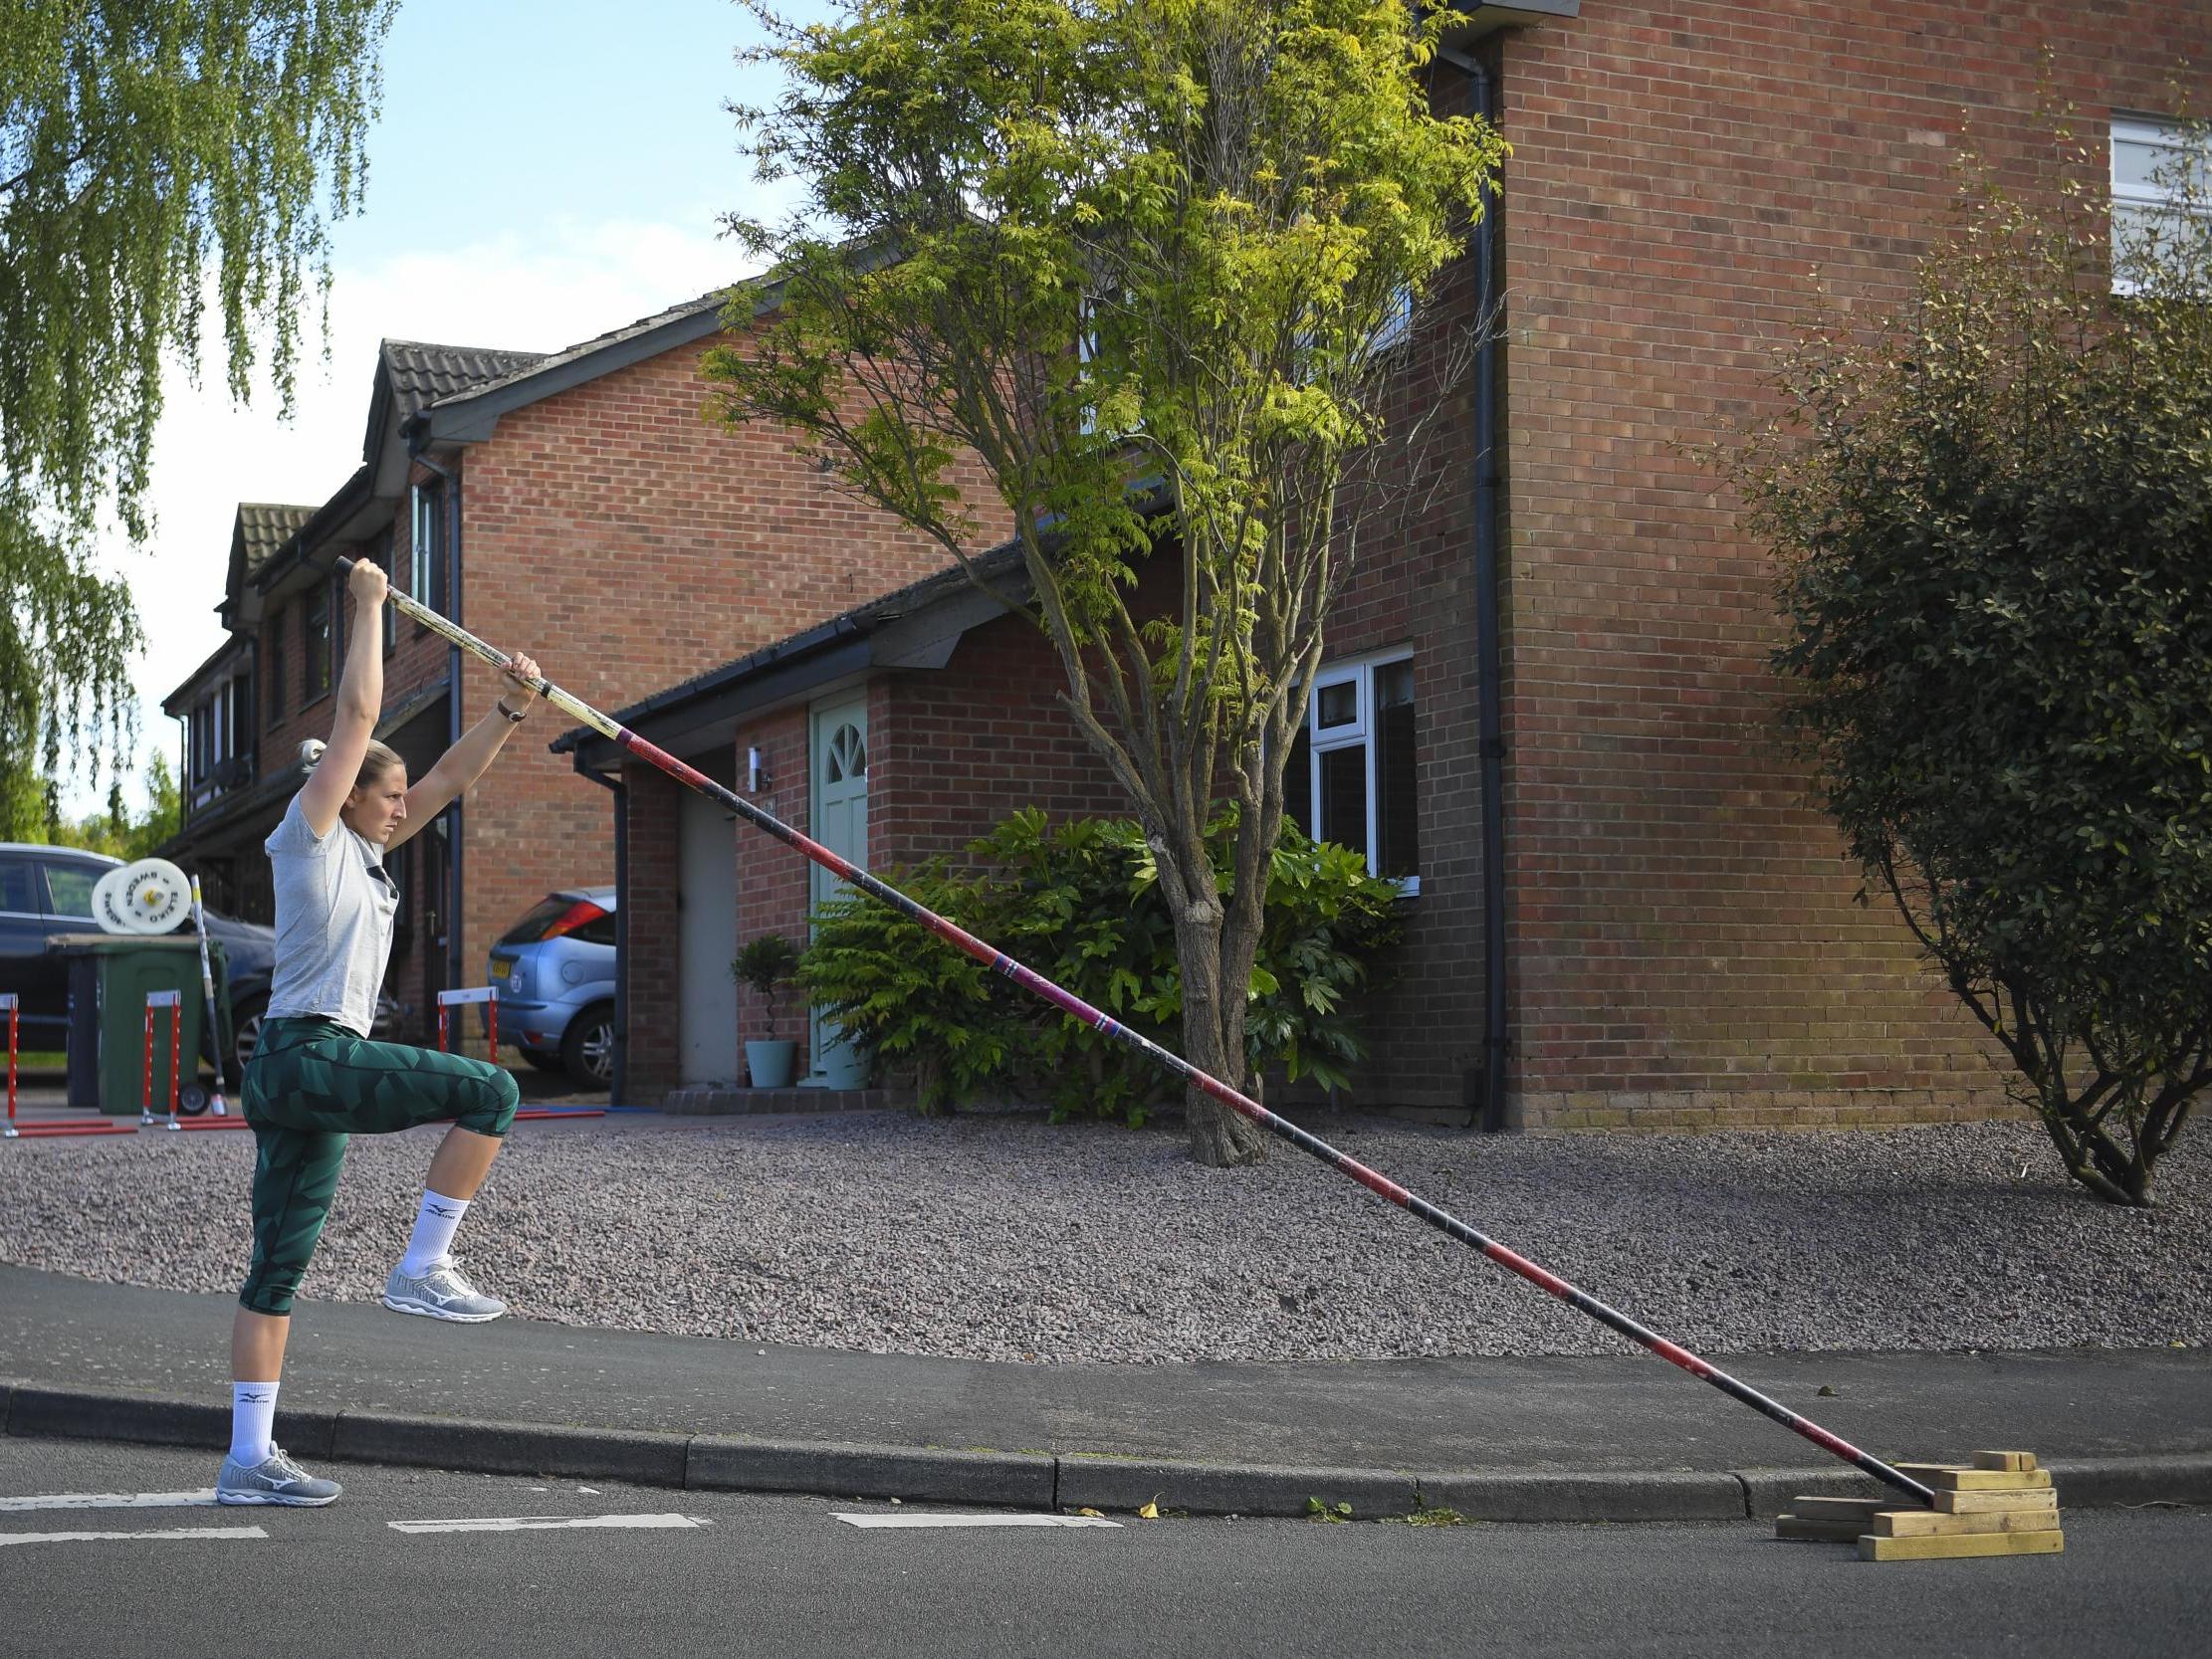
[1873,1508,2064,1538]
[1971,1450,2038,1473]
[1792,1497,1888,1522]
[1859,1529,2064,1561]
[1775,1515,1870,1543]
[1931,1468,2053,1492]
[1934,1487,2059,1515]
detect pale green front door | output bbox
[808,696,868,1083]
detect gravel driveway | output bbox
[1,1112,2203,1363]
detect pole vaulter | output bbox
[337,556,1936,1509]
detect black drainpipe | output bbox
[1444,44,1510,1132]
[576,758,628,1105]
[412,446,466,1002]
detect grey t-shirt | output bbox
[263,793,400,1036]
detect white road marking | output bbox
[0,1526,266,1547]
[387,1513,706,1534]
[831,1513,1123,1530]
[0,1490,218,1512]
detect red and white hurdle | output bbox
[436,985,500,1064]
[1,991,138,1140]
[141,989,183,1131]
[435,985,603,1123]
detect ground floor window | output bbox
[1282,649,1418,891]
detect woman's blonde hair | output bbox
[297,737,406,790]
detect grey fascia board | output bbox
[867,583,1018,670]
[571,635,877,769]
[420,304,733,447]
[259,494,390,600]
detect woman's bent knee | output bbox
[457,1063,519,1139]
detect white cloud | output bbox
[78,207,762,815]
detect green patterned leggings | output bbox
[239,1016,519,1316]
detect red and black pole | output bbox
[339,557,1935,1508]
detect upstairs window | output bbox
[371,529,396,651]
[410,482,446,616]
[303,586,331,701]
[2112,116,2210,293]
[1369,284,1415,354]
[266,607,287,724]
[231,669,254,751]
[1282,649,1419,891]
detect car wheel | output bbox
[231,995,269,1078]
[559,1001,616,1088]
[521,1049,564,1073]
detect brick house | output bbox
[562,0,2212,1126]
[163,291,988,1058]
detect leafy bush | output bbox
[796,808,1403,1124]
[791,866,1015,1114]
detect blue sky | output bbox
[85,0,835,814]
[340,0,777,260]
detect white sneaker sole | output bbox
[380,1292,506,1323]
[216,1487,340,1507]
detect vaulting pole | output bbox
[337,557,1935,1507]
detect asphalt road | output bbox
[0,1437,2204,1659]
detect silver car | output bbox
[485,887,616,1086]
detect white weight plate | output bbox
[91,858,191,934]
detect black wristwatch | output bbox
[496,698,528,724]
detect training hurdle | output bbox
[436,985,499,1063]
[141,990,183,1131]
[0,991,137,1141]
[435,986,604,1123]
[145,982,247,1130]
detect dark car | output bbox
[0,843,395,1075]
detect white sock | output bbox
[229,1381,278,1465]
[397,1190,471,1277]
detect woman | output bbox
[218,557,544,1507]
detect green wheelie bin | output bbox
[51,933,229,1117]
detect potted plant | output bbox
[731,933,802,1088]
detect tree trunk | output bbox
[1175,909,1267,1167]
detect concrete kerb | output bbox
[3,1382,2207,1521]
[688,1437,1054,1508]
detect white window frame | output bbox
[1300,646,1418,895]
[2111,115,2208,295]
[1369,283,1415,354]
[410,483,442,614]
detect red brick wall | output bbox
[872,613,1128,871]
[451,325,1005,1053]
[620,760,684,1097]
[724,705,813,1063]
[1481,1,2212,1129]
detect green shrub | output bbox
[793,865,1016,1114]
[796,807,1402,1124]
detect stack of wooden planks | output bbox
[1775,1450,2063,1560]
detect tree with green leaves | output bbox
[706,0,1502,1164]
[1729,106,2212,1205]
[1,0,395,799]
[43,750,181,859]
